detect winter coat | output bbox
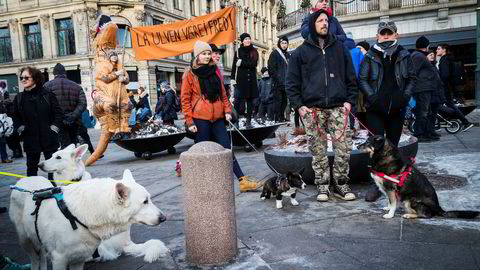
[43,75,87,121]
[410,50,437,93]
[259,77,274,104]
[301,14,346,43]
[430,64,447,104]
[358,44,416,114]
[286,33,358,109]
[231,45,259,99]
[155,95,165,116]
[438,54,455,96]
[162,90,179,122]
[181,63,232,126]
[13,86,63,153]
[267,47,290,89]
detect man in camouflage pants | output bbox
[286,9,358,202]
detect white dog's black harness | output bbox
[30,187,88,246]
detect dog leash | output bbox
[0,171,79,185]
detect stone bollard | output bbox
[180,141,237,265]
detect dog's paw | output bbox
[290,199,299,206]
[383,213,394,219]
[261,196,266,200]
[276,200,283,209]
[402,213,417,219]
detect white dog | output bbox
[9,169,167,270]
[37,144,169,263]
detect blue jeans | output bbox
[193,118,244,179]
[0,137,8,160]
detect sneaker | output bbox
[462,123,474,132]
[333,184,356,201]
[365,185,382,202]
[316,185,330,202]
[0,256,31,270]
[239,176,262,192]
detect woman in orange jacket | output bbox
[181,41,259,192]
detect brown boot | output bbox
[239,176,261,192]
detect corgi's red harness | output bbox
[369,158,415,187]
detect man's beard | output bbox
[318,29,328,38]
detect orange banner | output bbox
[131,7,236,60]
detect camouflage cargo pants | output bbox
[303,107,353,187]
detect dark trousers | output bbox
[0,138,8,160]
[59,124,78,149]
[77,124,95,154]
[193,118,244,179]
[294,108,301,128]
[234,97,245,116]
[444,89,469,124]
[412,92,431,137]
[235,98,254,122]
[26,151,55,180]
[6,131,22,153]
[428,103,440,135]
[366,110,405,147]
[258,102,274,121]
[274,88,287,121]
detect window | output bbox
[127,70,138,82]
[190,0,196,16]
[173,0,180,9]
[153,18,163,25]
[55,18,76,56]
[0,27,13,63]
[206,0,212,13]
[116,25,132,48]
[24,22,43,60]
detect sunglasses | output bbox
[20,76,32,81]
[379,21,395,27]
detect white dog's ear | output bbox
[122,169,136,183]
[116,182,130,204]
[74,144,89,160]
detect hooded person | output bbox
[257,67,274,122]
[231,33,259,128]
[267,35,290,122]
[181,40,260,192]
[159,80,178,125]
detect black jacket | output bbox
[358,44,415,113]
[43,75,87,121]
[162,90,178,122]
[267,47,289,88]
[13,86,63,153]
[410,50,436,93]
[438,54,454,96]
[231,45,259,99]
[286,34,358,109]
[258,77,274,104]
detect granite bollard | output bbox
[180,141,237,265]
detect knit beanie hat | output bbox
[356,41,370,51]
[240,33,251,42]
[416,36,429,49]
[53,63,66,75]
[193,41,212,59]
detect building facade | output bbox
[0,0,280,110]
[277,0,477,100]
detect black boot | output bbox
[365,185,382,202]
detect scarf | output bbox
[192,63,222,103]
[373,40,398,59]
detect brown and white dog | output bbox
[359,135,480,219]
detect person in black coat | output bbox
[231,33,259,128]
[13,67,63,180]
[2,91,23,158]
[410,36,437,142]
[159,80,178,126]
[268,36,290,122]
[427,49,446,139]
[257,67,274,121]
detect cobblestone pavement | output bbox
[1,110,480,269]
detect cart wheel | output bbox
[134,152,142,158]
[445,119,462,134]
[244,145,253,152]
[168,147,176,154]
[255,141,263,148]
[142,152,152,160]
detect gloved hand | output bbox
[50,125,59,133]
[17,125,25,135]
[225,113,232,122]
[236,59,242,67]
[115,70,124,76]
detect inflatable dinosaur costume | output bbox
[85,15,131,166]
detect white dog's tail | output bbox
[123,240,170,263]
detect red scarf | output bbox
[311,7,333,17]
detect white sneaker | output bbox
[316,185,330,202]
[333,184,356,201]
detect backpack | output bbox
[451,61,466,86]
[172,92,181,112]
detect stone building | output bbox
[0,0,280,109]
[277,0,477,100]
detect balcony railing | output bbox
[334,0,379,16]
[390,0,439,8]
[277,7,309,31]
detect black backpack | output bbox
[451,61,466,86]
[171,92,181,112]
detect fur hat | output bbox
[53,63,66,75]
[193,41,212,59]
[416,36,430,49]
[240,33,251,42]
[356,41,370,51]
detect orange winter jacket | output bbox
[181,64,231,126]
